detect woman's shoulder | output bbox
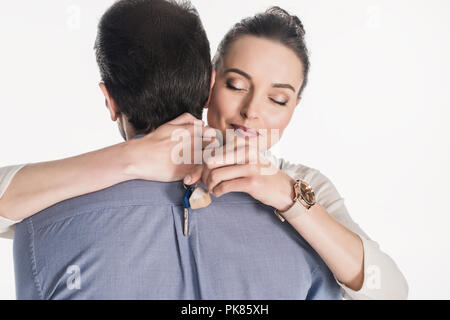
[263,150,324,182]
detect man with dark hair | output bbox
[95,0,211,137]
[13,0,340,299]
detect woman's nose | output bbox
[240,96,260,120]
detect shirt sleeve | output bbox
[0,165,26,240]
[264,151,409,300]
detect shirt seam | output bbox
[26,218,45,300]
[32,201,264,232]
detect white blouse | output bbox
[0,154,408,300]
[0,164,25,240]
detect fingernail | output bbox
[184,175,191,184]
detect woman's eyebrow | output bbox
[224,68,251,80]
[272,83,296,93]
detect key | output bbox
[182,185,193,236]
[183,208,189,236]
[181,183,212,236]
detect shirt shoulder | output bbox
[27,179,260,229]
[26,180,182,229]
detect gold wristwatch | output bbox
[274,179,316,222]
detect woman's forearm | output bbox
[0,114,207,222]
[0,141,138,222]
[286,203,365,291]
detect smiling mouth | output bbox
[230,124,260,137]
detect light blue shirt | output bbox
[13,178,341,300]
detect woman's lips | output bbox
[230,124,259,137]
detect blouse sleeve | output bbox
[0,165,26,240]
[263,151,409,300]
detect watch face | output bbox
[300,181,315,205]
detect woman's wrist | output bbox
[276,172,297,212]
[120,138,149,181]
[120,132,165,182]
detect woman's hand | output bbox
[126,113,217,182]
[184,137,296,211]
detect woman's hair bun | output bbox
[265,6,306,37]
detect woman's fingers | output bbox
[206,164,257,193]
[174,121,217,150]
[198,139,254,187]
[204,141,258,169]
[213,177,252,197]
[184,164,203,185]
[184,132,262,188]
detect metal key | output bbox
[183,208,189,236]
[182,184,194,236]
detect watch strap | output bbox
[274,179,315,222]
[274,200,307,222]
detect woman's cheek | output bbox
[206,91,224,128]
[265,114,291,144]
[262,109,281,130]
[217,91,242,120]
[270,108,293,130]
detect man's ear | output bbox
[203,69,216,109]
[99,82,120,121]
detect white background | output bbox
[1,0,449,299]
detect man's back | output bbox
[13,180,340,299]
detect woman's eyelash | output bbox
[270,98,288,106]
[226,82,245,91]
[226,82,287,106]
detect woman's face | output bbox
[206,35,304,150]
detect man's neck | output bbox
[120,119,142,141]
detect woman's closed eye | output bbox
[226,80,247,91]
[269,97,288,106]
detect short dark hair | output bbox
[213,6,309,97]
[95,0,211,133]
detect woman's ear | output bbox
[203,69,216,109]
[99,82,120,121]
[295,96,302,108]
